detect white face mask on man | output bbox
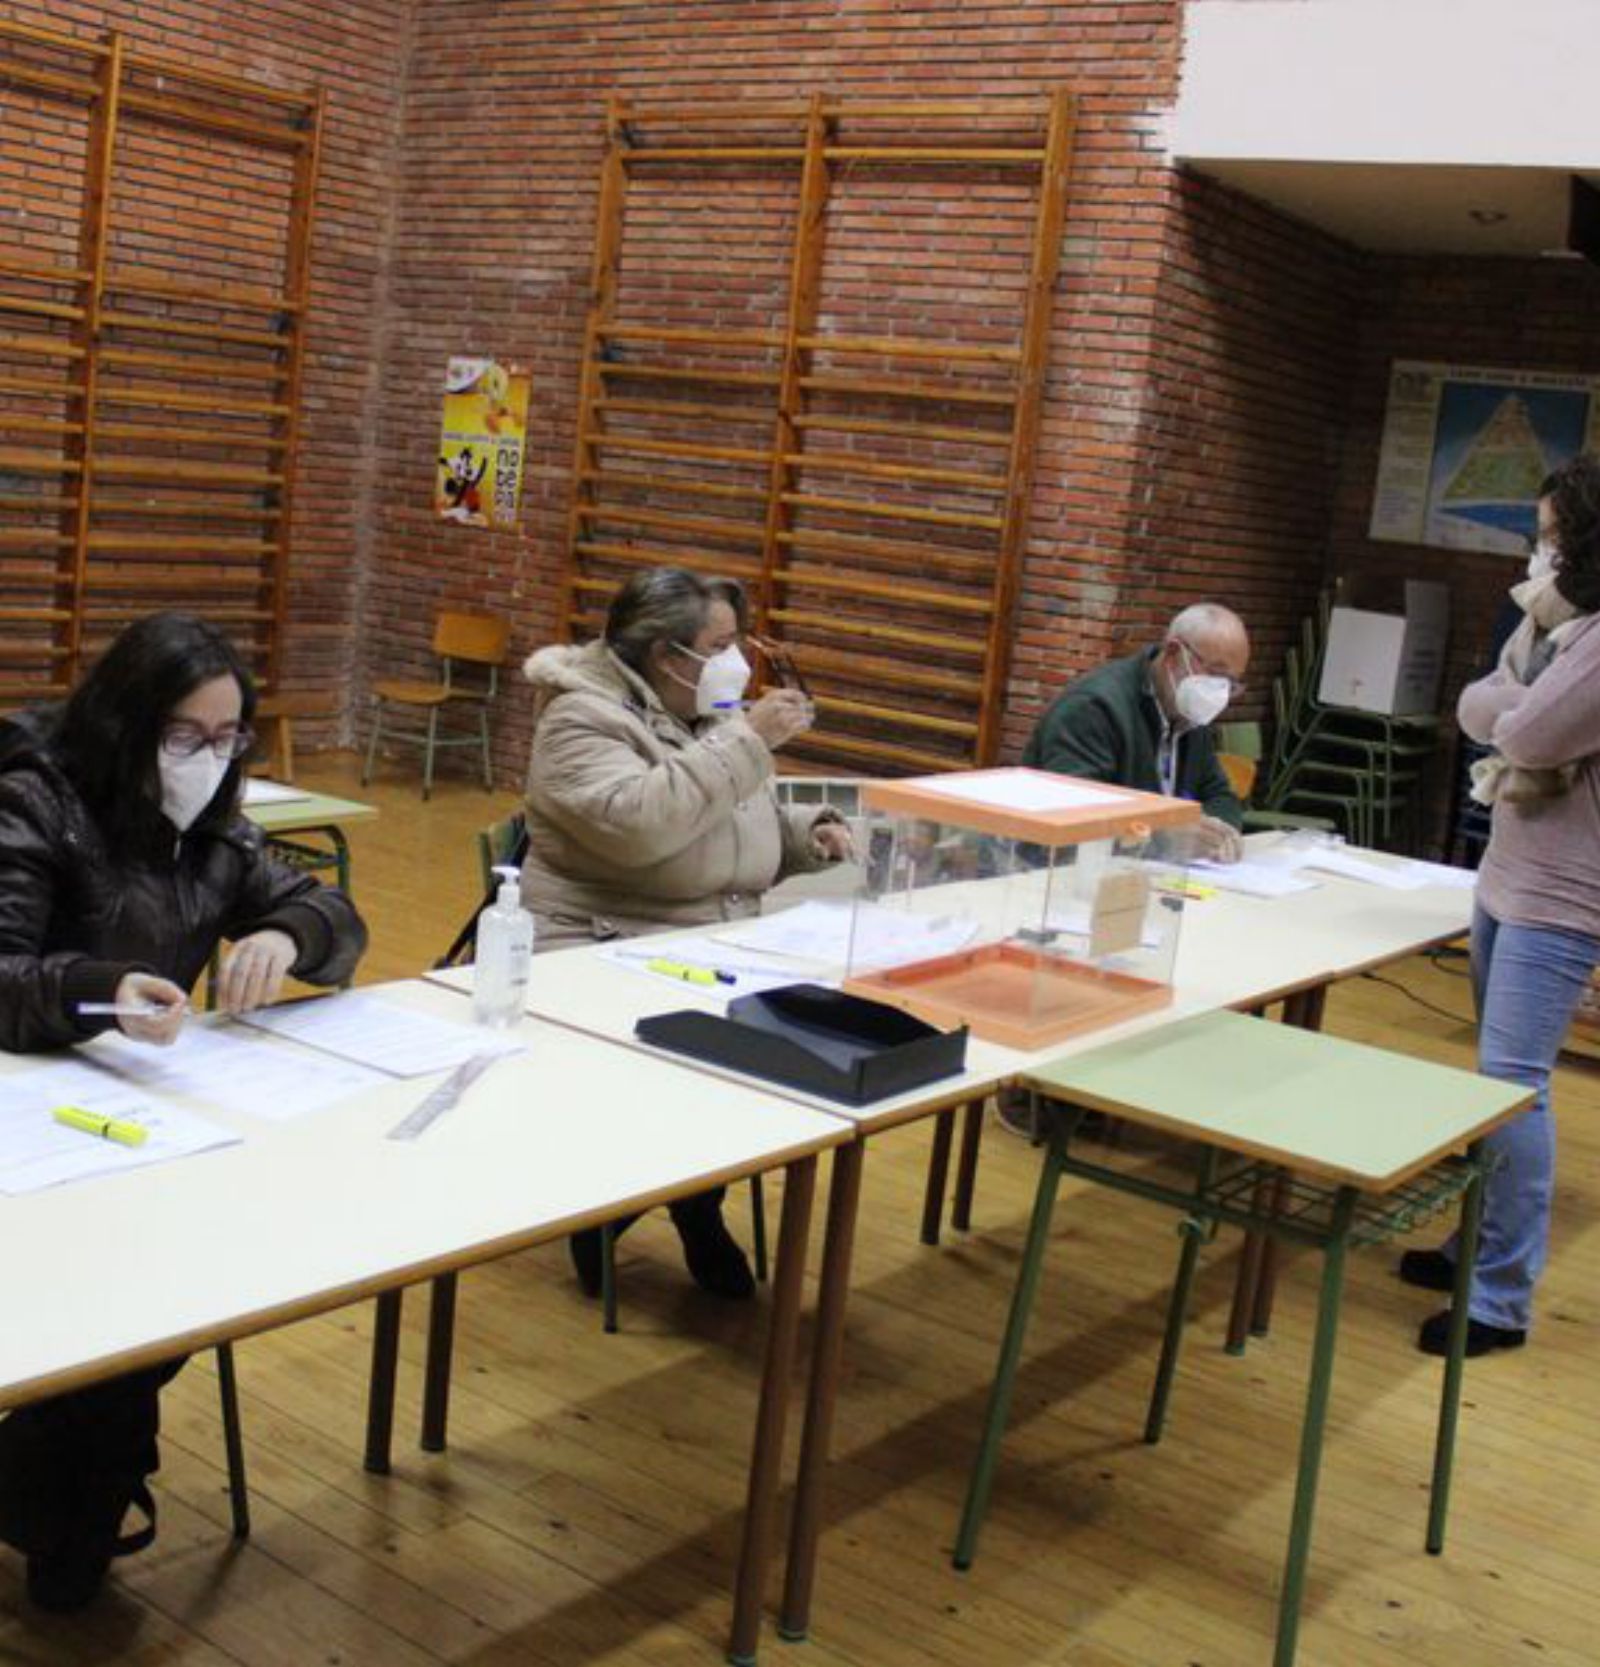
[158,748,230,833]
[1170,640,1235,728]
[673,642,753,716]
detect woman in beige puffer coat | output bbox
[521,567,850,1298]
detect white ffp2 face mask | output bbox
[159,749,229,832]
[1174,673,1232,727]
[682,644,753,715]
[1527,536,1558,580]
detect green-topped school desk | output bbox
[955,1009,1533,1667]
[243,784,377,894]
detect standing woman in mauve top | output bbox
[1400,453,1600,1356]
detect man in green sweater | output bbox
[1022,603,1250,863]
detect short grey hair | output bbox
[1166,603,1245,647]
[605,566,749,674]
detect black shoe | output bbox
[27,1546,111,1613]
[1398,1248,1457,1293]
[675,1212,755,1301]
[1417,1309,1526,1358]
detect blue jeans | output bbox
[1444,905,1600,1330]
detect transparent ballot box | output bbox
[844,768,1201,1050]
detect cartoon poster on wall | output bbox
[1369,360,1600,556]
[435,357,531,529]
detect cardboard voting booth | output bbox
[1318,579,1449,716]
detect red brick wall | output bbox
[1038,165,1361,751]
[1329,255,1600,696]
[0,0,416,718]
[1325,255,1600,846]
[369,0,1217,785]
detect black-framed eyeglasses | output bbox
[159,723,255,760]
[1174,639,1247,700]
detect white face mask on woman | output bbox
[1527,536,1558,581]
[675,643,753,716]
[158,749,229,832]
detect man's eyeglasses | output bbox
[1174,639,1246,699]
[160,723,255,760]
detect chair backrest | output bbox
[1214,719,1262,761]
[434,610,510,666]
[1217,751,1258,800]
[475,810,528,894]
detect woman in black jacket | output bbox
[0,611,367,1611]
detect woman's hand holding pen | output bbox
[112,971,189,1046]
[744,687,814,750]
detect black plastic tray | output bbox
[635,983,968,1106]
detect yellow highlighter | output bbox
[646,958,729,987]
[53,1105,149,1148]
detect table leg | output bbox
[778,1138,866,1644]
[364,1288,404,1476]
[1145,1149,1216,1444]
[953,1103,1067,1572]
[951,1096,986,1233]
[421,1272,457,1453]
[1225,1168,1273,1356]
[1247,985,1329,1342]
[601,1221,619,1335]
[216,1342,251,1540]
[1274,1186,1356,1667]
[727,1155,818,1667]
[1250,1169,1290,1337]
[749,1173,769,1284]
[1427,1140,1486,1554]
[920,1108,955,1246]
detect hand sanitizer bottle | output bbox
[473,864,534,1027]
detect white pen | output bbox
[77,1001,186,1018]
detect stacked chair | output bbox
[1255,598,1440,852]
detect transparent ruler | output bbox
[387,1051,502,1141]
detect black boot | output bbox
[670,1194,754,1301]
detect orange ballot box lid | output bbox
[860,768,1200,848]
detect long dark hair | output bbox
[1541,453,1600,613]
[54,613,256,851]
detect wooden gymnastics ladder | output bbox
[557,91,1076,772]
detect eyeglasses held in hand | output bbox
[159,723,256,760]
[747,633,811,698]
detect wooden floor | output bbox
[4,750,1597,1667]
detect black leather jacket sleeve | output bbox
[0,787,140,1052]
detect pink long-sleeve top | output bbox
[1457,611,1600,940]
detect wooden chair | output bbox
[363,611,511,799]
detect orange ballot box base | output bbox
[842,768,1199,1051]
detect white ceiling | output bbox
[1186,158,1600,258]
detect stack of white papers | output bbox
[716,900,980,970]
[240,992,524,1077]
[1184,858,1320,899]
[0,1060,239,1195]
[902,770,1126,814]
[86,1026,384,1123]
[243,778,313,806]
